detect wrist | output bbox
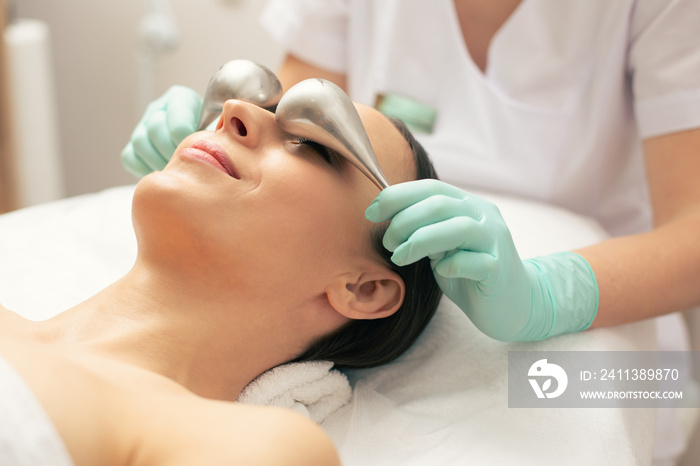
[521,252,599,340]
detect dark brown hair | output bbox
[296,117,443,369]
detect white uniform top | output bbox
[261,0,700,236]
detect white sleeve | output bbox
[259,0,349,74]
[628,0,700,138]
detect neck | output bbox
[34,260,302,401]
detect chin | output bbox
[131,170,211,260]
[132,169,250,276]
[133,170,187,222]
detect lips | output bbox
[186,140,239,179]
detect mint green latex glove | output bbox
[121,85,203,177]
[365,179,599,342]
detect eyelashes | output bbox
[296,138,345,169]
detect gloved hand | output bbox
[121,85,203,177]
[365,179,599,342]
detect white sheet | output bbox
[0,184,658,465]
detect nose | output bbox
[216,99,265,148]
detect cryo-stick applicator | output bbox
[198,60,390,190]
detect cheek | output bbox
[269,172,355,241]
[246,164,365,271]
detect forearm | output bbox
[579,127,700,328]
[577,211,700,328]
[276,54,347,93]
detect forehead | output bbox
[354,104,415,185]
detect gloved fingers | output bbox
[138,98,164,126]
[390,216,492,266]
[120,85,199,177]
[428,251,448,261]
[366,179,467,222]
[165,85,203,144]
[432,250,497,282]
[382,195,484,251]
[121,142,153,178]
[130,123,169,172]
[146,110,179,160]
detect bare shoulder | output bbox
[151,398,341,466]
[0,303,25,330]
[239,404,341,466]
[0,305,42,343]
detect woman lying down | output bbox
[0,98,442,465]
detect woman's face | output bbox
[133,99,414,308]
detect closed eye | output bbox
[297,138,344,170]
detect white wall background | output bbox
[14,0,284,197]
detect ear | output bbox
[326,266,405,320]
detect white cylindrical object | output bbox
[4,19,64,208]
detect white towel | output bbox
[0,356,75,466]
[237,361,352,424]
